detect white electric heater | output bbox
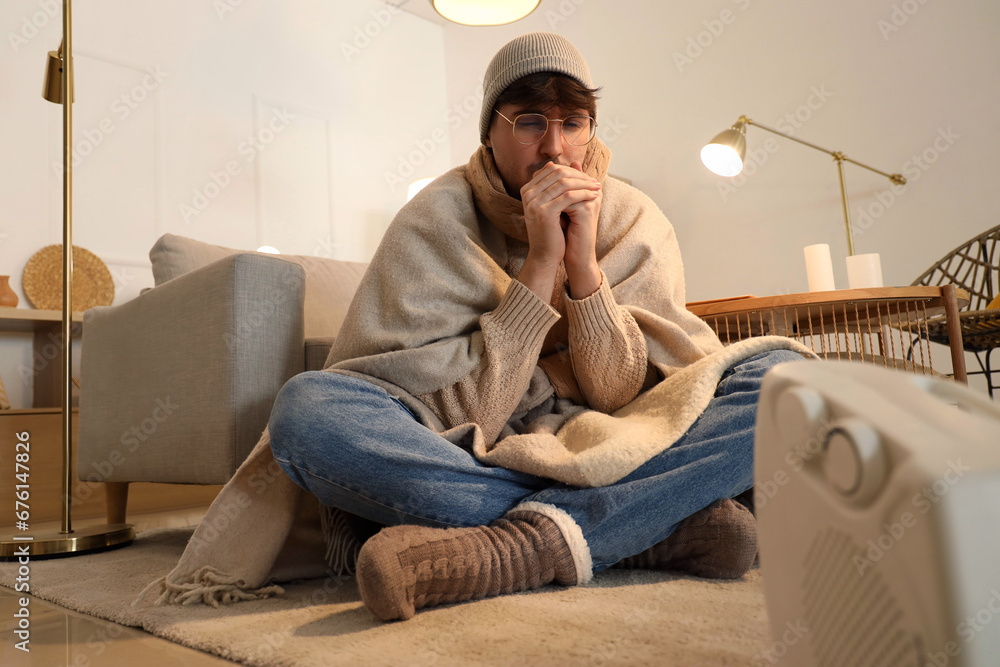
[755,361,1000,667]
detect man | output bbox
[267,32,807,621]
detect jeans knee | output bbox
[275,371,322,403]
[268,371,327,454]
[739,348,805,374]
[268,405,293,461]
[719,349,805,396]
[761,348,807,368]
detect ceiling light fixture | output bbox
[431,0,541,26]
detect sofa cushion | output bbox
[150,233,367,339]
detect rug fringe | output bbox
[132,566,285,608]
[320,505,362,576]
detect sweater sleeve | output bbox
[414,279,561,445]
[564,272,647,413]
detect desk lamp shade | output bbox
[701,119,747,177]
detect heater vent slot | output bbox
[801,528,920,666]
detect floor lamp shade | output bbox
[42,43,73,104]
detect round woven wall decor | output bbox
[22,245,114,311]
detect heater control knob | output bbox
[776,386,829,456]
[823,418,886,504]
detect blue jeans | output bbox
[269,349,802,573]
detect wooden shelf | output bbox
[0,308,85,409]
[0,307,84,333]
[0,407,68,415]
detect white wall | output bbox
[0,0,450,408]
[435,0,1000,393]
[2,0,996,405]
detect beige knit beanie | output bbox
[479,32,594,144]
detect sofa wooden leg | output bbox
[105,482,130,524]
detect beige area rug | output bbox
[0,527,772,666]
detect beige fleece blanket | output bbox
[472,335,813,486]
[139,144,814,606]
[135,428,360,607]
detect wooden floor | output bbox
[0,506,237,667]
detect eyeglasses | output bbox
[494,110,597,146]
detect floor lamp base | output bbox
[0,524,135,560]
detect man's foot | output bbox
[356,510,578,621]
[613,499,757,579]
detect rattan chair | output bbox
[910,224,1000,397]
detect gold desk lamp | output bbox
[700,115,907,256]
[0,0,134,559]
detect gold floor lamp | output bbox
[0,0,134,559]
[700,115,907,257]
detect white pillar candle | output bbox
[804,243,836,292]
[846,253,884,289]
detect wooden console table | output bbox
[687,286,971,383]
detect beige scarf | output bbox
[466,140,612,243]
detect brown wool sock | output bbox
[614,498,757,579]
[356,511,578,621]
[733,487,755,515]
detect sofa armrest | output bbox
[78,253,305,484]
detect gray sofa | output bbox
[78,234,367,521]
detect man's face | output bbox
[485,102,591,199]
